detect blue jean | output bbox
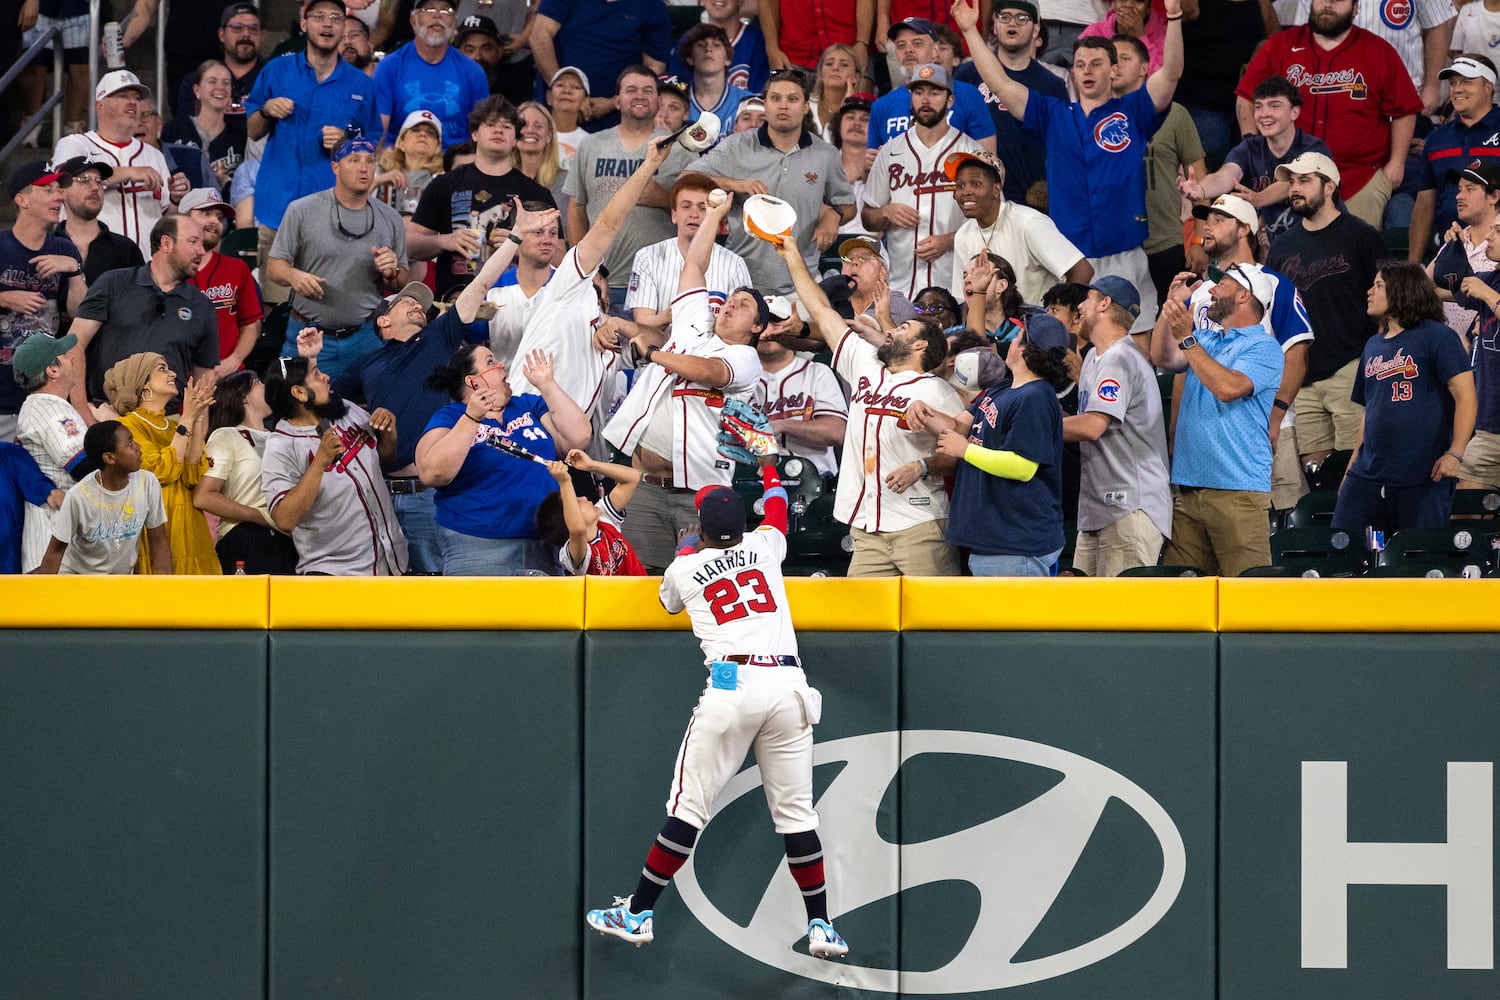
[391,488,441,575]
[281,313,382,384]
[968,547,1065,578]
[1332,475,1455,537]
[436,524,557,576]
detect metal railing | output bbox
[0,28,65,163]
[87,0,168,130]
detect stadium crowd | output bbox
[3,0,1497,578]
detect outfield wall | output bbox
[0,578,1494,1000]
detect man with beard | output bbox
[954,0,1184,335]
[869,18,996,154]
[566,68,681,308]
[67,215,219,409]
[1266,152,1389,480]
[53,158,144,287]
[375,0,488,147]
[947,149,1090,306]
[245,0,380,306]
[1235,0,1421,229]
[269,136,410,382]
[1152,263,1284,576]
[954,1,1066,208]
[455,15,505,97]
[1409,56,1500,265]
[261,355,407,576]
[172,4,268,120]
[777,234,965,577]
[180,189,263,378]
[54,71,190,259]
[1064,276,1171,576]
[341,17,377,77]
[862,64,981,300]
[1284,0,1455,116]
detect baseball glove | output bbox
[717,398,779,465]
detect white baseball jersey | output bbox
[484,269,554,369]
[603,287,762,489]
[625,238,752,318]
[661,524,797,663]
[1290,0,1455,93]
[507,247,614,416]
[830,329,964,532]
[1188,268,1313,352]
[950,202,1087,306]
[17,392,89,571]
[863,126,981,299]
[54,132,173,259]
[756,357,848,477]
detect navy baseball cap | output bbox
[889,17,937,39]
[735,286,770,331]
[1024,313,1071,352]
[696,487,747,543]
[1089,275,1142,318]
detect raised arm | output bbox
[678,187,735,296]
[951,0,1029,121]
[574,138,672,277]
[451,201,561,323]
[775,235,848,350]
[1145,0,1186,113]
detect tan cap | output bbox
[1275,151,1340,187]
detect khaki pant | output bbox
[847,519,961,577]
[1271,413,1309,512]
[257,224,290,305]
[1344,169,1393,230]
[1457,429,1500,489]
[1162,487,1271,577]
[1294,359,1364,454]
[1073,509,1166,577]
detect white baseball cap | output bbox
[95,69,152,104]
[398,109,442,136]
[1220,262,1275,313]
[549,66,591,96]
[178,187,233,216]
[1192,193,1259,234]
[1275,151,1341,187]
[764,294,793,322]
[1440,56,1498,86]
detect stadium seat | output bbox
[1118,564,1203,577]
[1374,526,1492,576]
[1269,526,1365,576]
[1284,489,1339,528]
[1449,488,1500,520]
[1364,561,1466,578]
[220,226,258,271]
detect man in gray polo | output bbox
[685,70,854,293]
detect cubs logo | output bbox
[1093,112,1131,153]
[1379,0,1412,30]
[1096,378,1122,403]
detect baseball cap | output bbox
[94,69,151,104]
[657,74,690,103]
[1275,151,1340,187]
[995,0,1040,18]
[332,134,378,161]
[549,66,591,96]
[951,347,1006,392]
[456,13,501,41]
[1089,275,1141,318]
[696,486,747,543]
[1023,312,1071,352]
[373,281,435,320]
[220,2,258,27]
[398,109,442,136]
[1446,158,1500,191]
[1440,56,1497,86]
[1220,262,1275,312]
[838,235,891,271]
[301,0,345,15]
[7,161,71,198]
[736,95,766,118]
[889,16,938,39]
[178,187,233,216]
[1192,193,1260,234]
[838,92,875,114]
[57,155,113,182]
[735,286,771,330]
[12,332,78,380]
[944,149,1003,183]
[907,63,952,91]
[764,295,793,323]
[413,0,457,8]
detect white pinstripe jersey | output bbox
[625,238,752,318]
[507,247,614,417]
[17,392,89,571]
[862,126,981,300]
[830,329,964,532]
[756,357,848,477]
[53,133,173,259]
[1289,0,1456,93]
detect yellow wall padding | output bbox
[902,577,1220,631]
[268,576,585,630]
[0,575,270,629]
[1217,578,1500,632]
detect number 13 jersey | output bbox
[659,525,798,665]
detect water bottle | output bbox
[103,22,125,70]
[233,561,246,576]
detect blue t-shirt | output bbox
[947,379,1064,557]
[0,442,56,574]
[668,20,770,93]
[245,53,380,230]
[0,231,81,414]
[373,43,490,148]
[1348,319,1472,487]
[953,59,1065,208]
[1450,268,1500,433]
[423,398,558,538]
[534,0,671,99]
[1021,87,1164,258]
[868,80,998,149]
[1172,323,1284,491]
[332,309,488,471]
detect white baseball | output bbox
[709,188,729,208]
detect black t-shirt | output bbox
[1180,0,1267,114]
[411,164,556,299]
[161,115,249,192]
[53,221,145,288]
[1266,211,1391,384]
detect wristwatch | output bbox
[175,422,190,437]
[1178,335,1198,352]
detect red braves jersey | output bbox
[775,0,859,69]
[1236,25,1421,196]
[191,252,264,363]
[560,495,647,576]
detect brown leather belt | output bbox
[724,654,802,667]
[641,473,693,493]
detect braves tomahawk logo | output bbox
[1285,65,1368,100]
[1366,347,1420,380]
[1093,113,1131,153]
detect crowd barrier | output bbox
[0,577,1494,1000]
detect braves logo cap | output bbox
[696,487,747,543]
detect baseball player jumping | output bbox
[584,423,849,961]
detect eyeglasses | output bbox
[995,11,1035,23]
[414,4,455,15]
[914,303,955,316]
[840,255,879,266]
[305,11,346,24]
[71,175,106,188]
[224,20,261,32]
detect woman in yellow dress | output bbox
[102,352,219,574]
